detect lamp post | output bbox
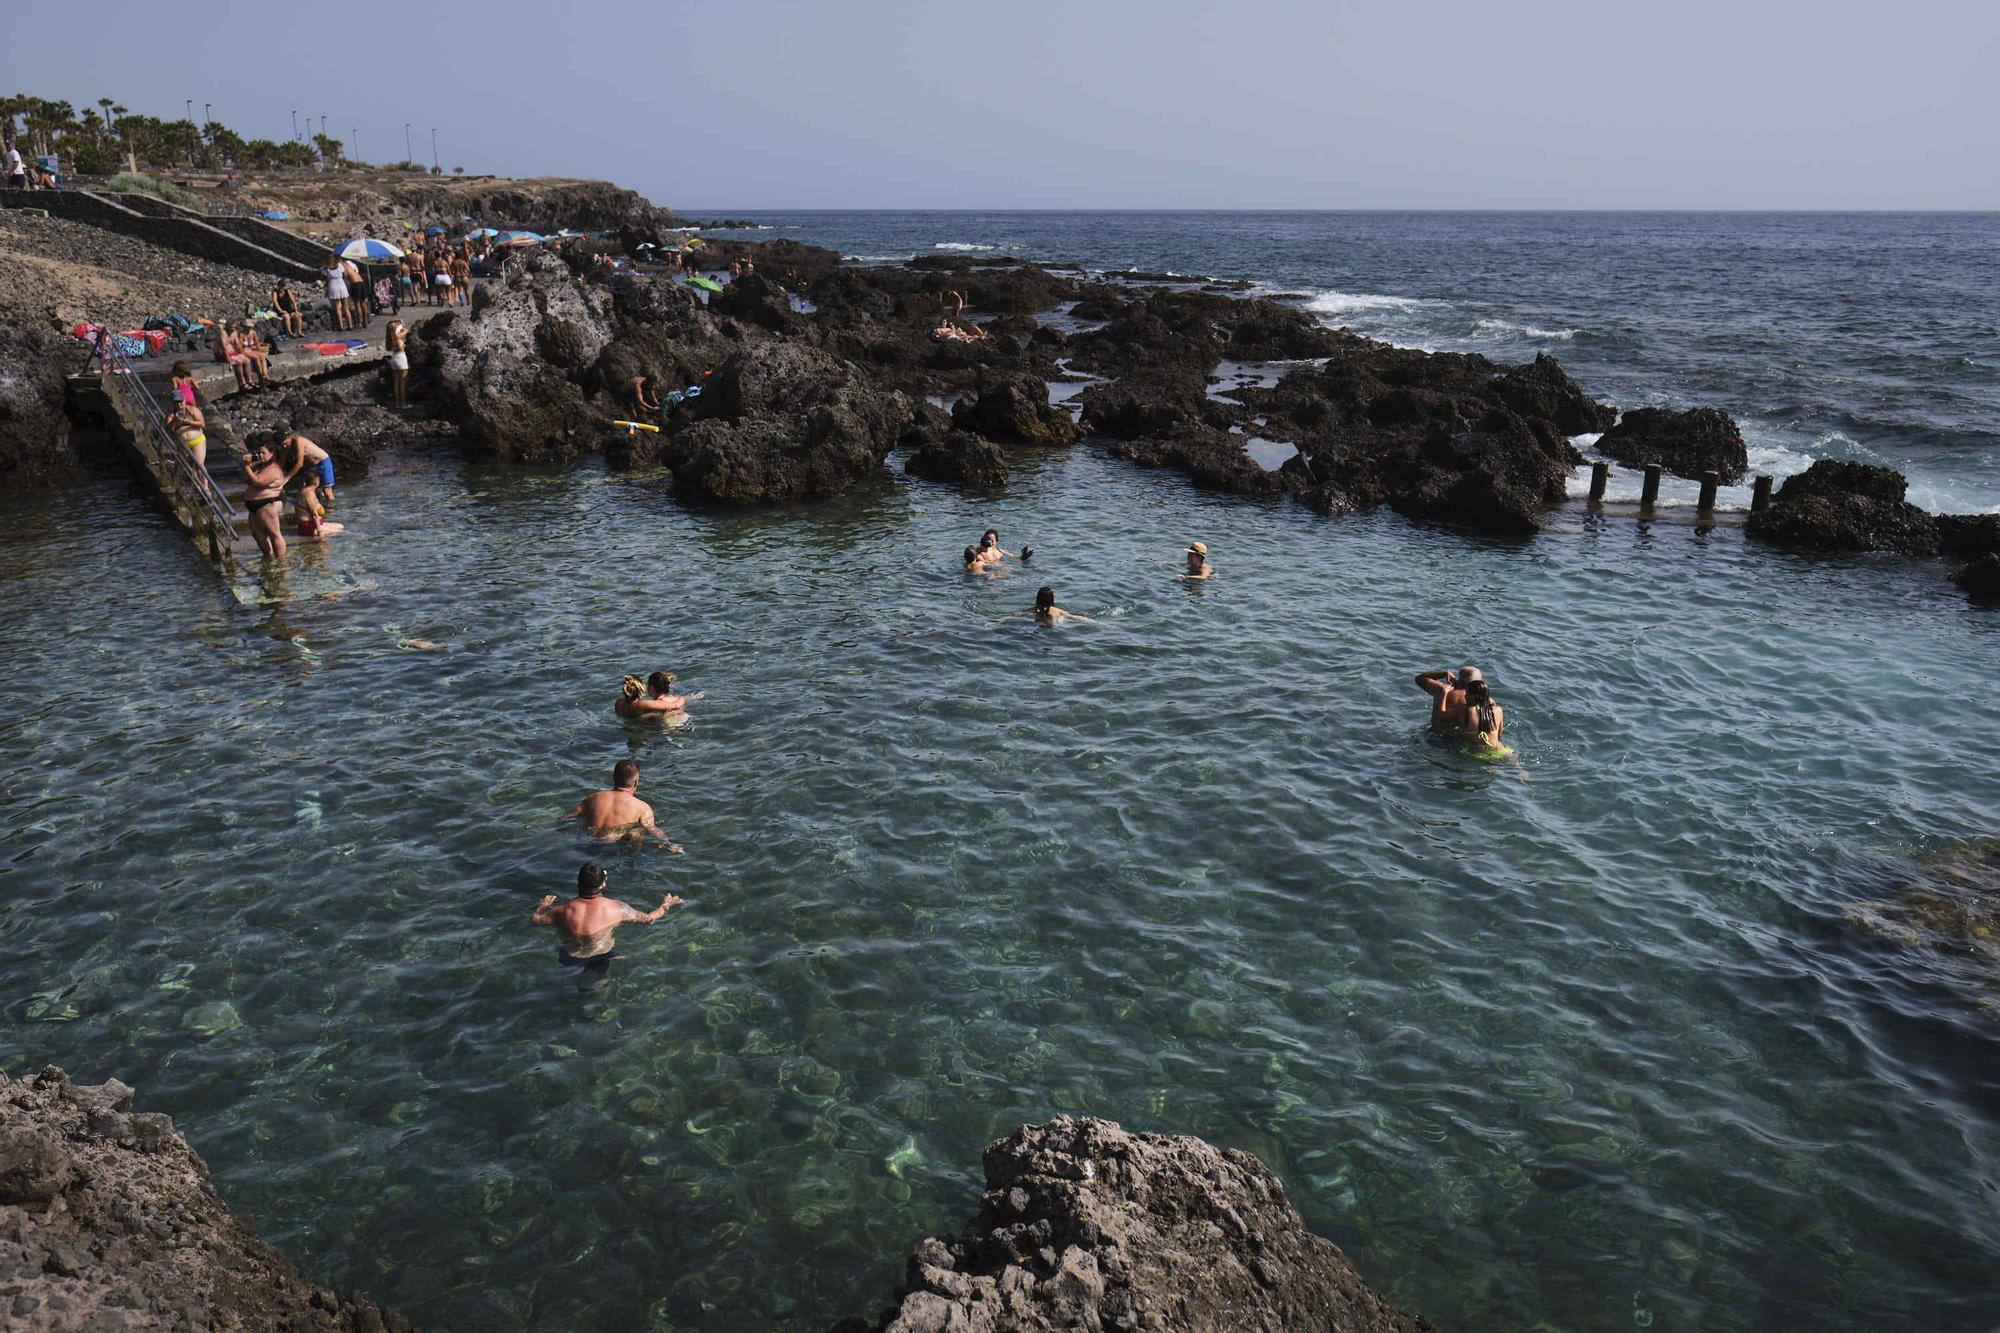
[291,109,299,142]
[430,127,438,173]
[352,129,359,164]
[404,122,411,167]
[185,100,194,165]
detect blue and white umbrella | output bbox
[334,237,406,261]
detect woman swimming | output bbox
[615,671,704,719]
[1017,586,1094,625]
[1458,678,1509,755]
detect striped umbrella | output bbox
[334,237,406,261]
[470,227,500,238]
[491,230,544,246]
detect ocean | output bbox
[1,211,1996,1331]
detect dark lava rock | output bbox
[0,327,77,482]
[1245,342,1605,534]
[656,342,911,504]
[1745,460,1940,556]
[0,1065,410,1330]
[952,372,1079,448]
[1496,354,1620,438]
[432,269,616,464]
[833,1115,1430,1333]
[1076,369,1227,439]
[1595,406,1747,483]
[1104,426,1292,497]
[710,270,803,333]
[1954,553,2000,601]
[906,429,1008,490]
[1937,513,2000,561]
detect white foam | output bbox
[1305,289,1443,317]
[934,242,999,252]
[1475,317,1578,341]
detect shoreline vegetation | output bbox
[3,156,1997,1327]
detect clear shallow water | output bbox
[707,210,2000,514]
[4,438,2000,1330]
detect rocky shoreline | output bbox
[0,1065,409,1332]
[4,179,1994,599]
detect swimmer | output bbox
[1415,665,1481,734]
[1182,541,1213,580]
[1015,586,1094,625]
[568,759,682,850]
[963,545,991,575]
[530,861,682,980]
[615,670,704,719]
[1458,677,1507,755]
[976,530,1015,566]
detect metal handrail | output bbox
[93,332,242,537]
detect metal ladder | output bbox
[93,333,245,572]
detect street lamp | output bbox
[431,127,438,172]
[204,103,211,131]
[320,115,327,138]
[292,109,299,142]
[404,122,412,166]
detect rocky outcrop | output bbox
[1595,406,1747,482]
[0,1065,409,1332]
[1745,460,1940,556]
[833,1116,1429,1333]
[1105,428,1292,496]
[0,327,75,481]
[1937,513,2000,562]
[655,342,912,504]
[1076,370,1220,440]
[1954,554,2000,601]
[906,429,1009,490]
[431,266,615,463]
[952,372,1080,448]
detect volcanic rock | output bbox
[1954,554,2000,601]
[431,268,615,463]
[656,342,912,504]
[906,429,1009,490]
[1104,426,1293,497]
[952,372,1079,448]
[1745,460,1940,556]
[833,1116,1430,1333]
[0,1065,410,1331]
[1595,406,1748,483]
[1937,513,2000,562]
[1076,369,1224,439]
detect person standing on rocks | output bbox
[385,317,410,408]
[240,441,288,559]
[530,861,682,982]
[628,375,662,417]
[567,759,681,849]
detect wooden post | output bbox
[1640,463,1662,507]
[1751,474,1773,512]
[1588,461,1608,502]
[1698,470,1719,512]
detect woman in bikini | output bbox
[241,441,288,558]
[167,401,207,472]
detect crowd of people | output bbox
[2,140,58,189]
[237,432,340,558]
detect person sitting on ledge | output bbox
[567,759,681,849]
[616,671,702,719]
[530,861,681,980]
[271,282,303,338]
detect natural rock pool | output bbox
[3,444,1997,1329]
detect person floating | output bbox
[1019,586,1094,625]
[567,759,682,850]
[1182,541,1213,580]
[616,671,702,719]
[530,861,682,983]
[1415,665,1482,735]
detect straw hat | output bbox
[1188,541,1207,555]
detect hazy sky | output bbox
[9,0,1997,209]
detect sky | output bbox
[6,0,1997,210]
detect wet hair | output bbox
[577,861,607,896]
[1035,586,1056,613]
[612,759,639,788]
[1463,679,1495,733]
[964,546,979,565]
[981,530,999,546]
[621,674,646,701]
[647,671,677,695]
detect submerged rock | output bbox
[1953,553,2000,602]
[833,1116,1430,1333]
[1745,460,1940,556]
[1595,406,1747,483]
[657,342,912,505]
[1844,843,2000,1008]
[0,1065,410,1330]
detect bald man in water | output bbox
[1416,665,1482,734]
[568,759,681,851]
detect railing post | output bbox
[1640,464,1662,508]
[1751,475,1774,512]
[1588,461,1608,502]
[1697,471,1719,512]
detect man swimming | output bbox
[1415,665,1483,733]
[530,861,681,980]
[1182,541,1213,580]
[568,759,682,850]
[1016,586,1095,624]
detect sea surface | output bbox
[4,212,2000,1332]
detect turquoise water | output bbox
[3,445,1998,1331]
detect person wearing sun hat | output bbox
[1183,541,1213,580]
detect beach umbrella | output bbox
[470,227,500,238]
[334,237,406,261]
[686,276,723,293]
[259,210,290,220]
[424,225,448,236]
[491,230,544,246]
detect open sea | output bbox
[3,211,1998,1331]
